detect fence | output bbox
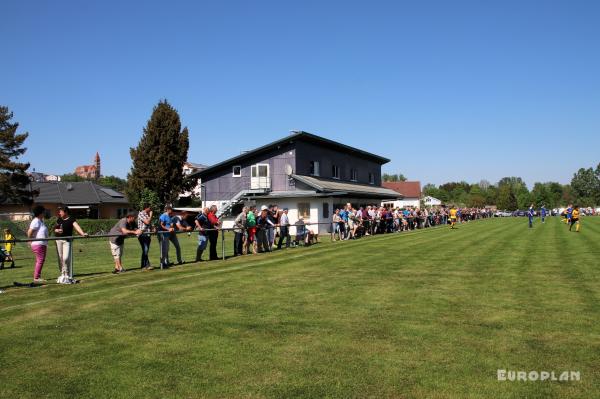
[0,222,339,285]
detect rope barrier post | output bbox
[68,237,74,281]
[221,228,225,260]
[159,232,164,270]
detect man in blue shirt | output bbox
[528,204,534,228]
[158,206,174,268]
[540,205,547,224]
[339,208,348,239]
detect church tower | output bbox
[94,152,101,179]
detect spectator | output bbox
[246,206,257,255]
[256,205,273,253]
[108,212,141,274]
[137,203,153,270]
[54,206,87,283]
[194,208,210,261]
[207,205,221,260]
[233,207,248,256]
[332,209,343,241]
[277,208,290,249]
[170,211,192,264]
[2,228,15,269]
[158,206,175,268]
[27,205,49,283]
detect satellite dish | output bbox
[284,164,293,176]
[66,183,73,191]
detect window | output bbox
[298,202,311,219]
[310,161,320,176]
[332,165,340,179]
[369,173,375,184]
[322,202,329,219]
[350,168,358,182]
[232,165,242,177]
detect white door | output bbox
[251,164,270,189]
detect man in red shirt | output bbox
[207,205,221,260]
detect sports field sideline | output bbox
[0,217,599,398]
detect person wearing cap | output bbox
[256,205,273,253]
[277,207,290,249]
[54,206,87,282]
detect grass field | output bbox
[0,217,599,398]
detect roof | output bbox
[30,181,129,205]
[184,162,208,170]
[292,175,402,199]
[382,181,422,199]
[194,131,390,177]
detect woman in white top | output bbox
[27,205,49,283]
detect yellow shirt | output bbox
[450,209,458,219]
[572,209,580,219]
[4,232,14,252]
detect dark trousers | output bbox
[234,232,244,256]
[277,226,290,249]
[138,235,151,268]
[208,231,219,260]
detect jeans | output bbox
[277,226,290,249]
[55,239,72,275]
[138,234,151,268]
[256,229,269,252]
[158,232,170,266]
[196,234,208,261]
[267,227,275,249]
[234,231,244,256]
[31,244,47,279]
[169,233,182,263]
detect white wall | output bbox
[382,198,420,209]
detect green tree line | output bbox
[423,166,600,210]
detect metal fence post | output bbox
[68,237,74,280]
[221,229,225,260]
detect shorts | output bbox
[197,234,208,250]
[570,218,579,225]
[247,227,256,242]
[110,242,123,260]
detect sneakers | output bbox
[33,278,46,283]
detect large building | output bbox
[75,152,101,179]
[194,131,401,234]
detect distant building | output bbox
[75,152,101,179]
[180,161,208,199]
[381,181,422,208]
[422,195,442,207]
[0,181,132,220]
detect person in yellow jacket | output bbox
[1,228,15,269]
[569,205,581,232]
[449,206,458,229]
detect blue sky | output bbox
[3,0,599,188]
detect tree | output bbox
[497,184,517,210]
[0,106,34,204]
[382,173,407,182]
[127,100,196,206]
[570,167,600,206]
[98,175,127,192]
